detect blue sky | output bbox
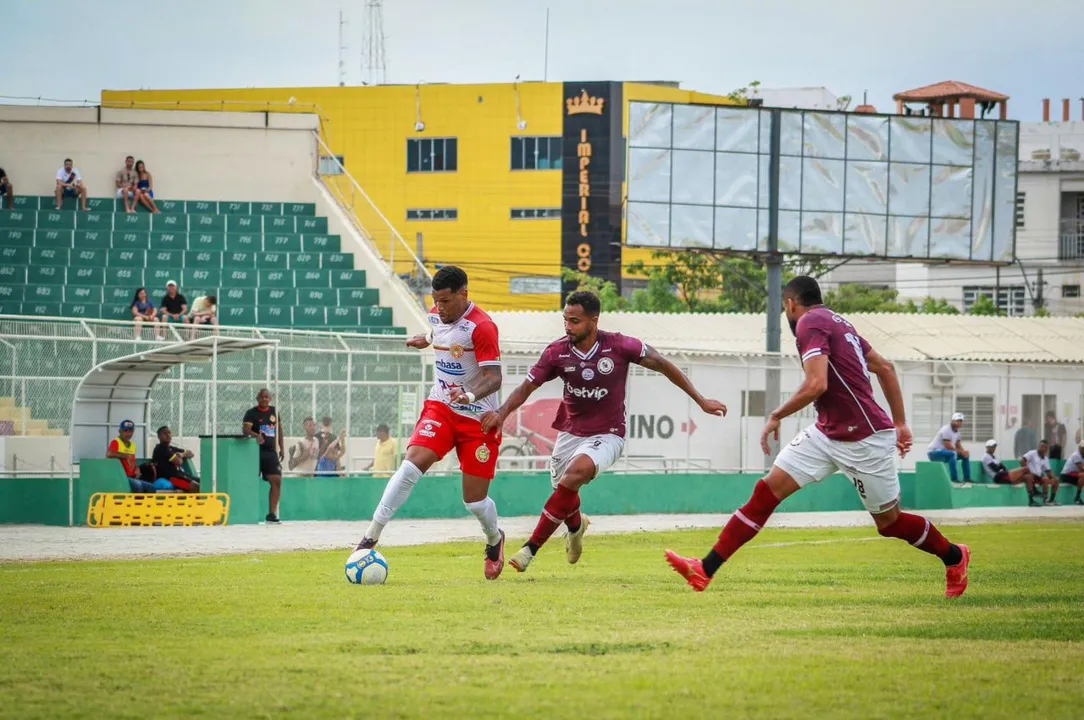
[1,0,1080,120]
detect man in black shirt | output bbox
[243,388,286,524]
[159,281,188,331]
[0,167,14,209]
[152,426,200,492]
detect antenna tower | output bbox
[338,10,349,86]
[361,0,387,85]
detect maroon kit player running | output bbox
[666,276,971,598]
[481,290,727,572]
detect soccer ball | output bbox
[345,549,389,585]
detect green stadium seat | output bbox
[223,268,258,288]
[264,234,303,252]
[107,249,145,267]
[223,251,257,268]
[62,302,99,319]
[27,266,64,285]
[77,212,114,230]
[64,286,104,303]
[105,287,135,303]
[293,306,326,327]
[220,287,256,306]
[188,233,226,251]
[111,231,150,249]
[0,266,26,285]
[299,288,332,304]
[372,326,407,336]
[70,266,106,286]
[186,201,217,214]
[116,213,151,232]
[253,202,282,215]
[362,307,394,326]
[181,268,222,289]
[292,363,331,381]
[11,196,38,211]
[339,288,379,306]
[327,307,360,326]
[184,250,223,269]
[225,233,261,251]
[148,249,182,267]
[69,248,107,268]
[37,210,77,231]
[264,216,295,234]
[258,270,293,289]
[26,285,63,303]
[38,229,76,248]
[86,198,116,213]
[321,252,353,269]
[0,301,22,315]
[288,252,320,270]
[101,303,132,320]
[283,202,316,217]
[302,234,341,252]
[156,199,185,214]
[226,215,260,233]
[257,251,289,269]
[297,217,328,234]
[1,228,34,246]
[30,247,70,266]
[153,214,187,233]
[257,306,292,326]
[0,285,23,303]
[220,201,251,215]
[257,288,295,306]
[23,302,62,317]
[221,306,257,326]
[1,247,30,265]
[188,214,226,233]
[106,267,143,287]
[0,210,36,228]
[332,269,366,287]
[145,268,173,287]
[150,232,187,250]
[295,270,331,288]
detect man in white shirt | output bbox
[288,416,320,477]
[1058,442,1083,505]
[54,158,89,211]
[1021,441,1057,507]
[926,412,971,483]
[981,440,1018,484]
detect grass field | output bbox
[2,521,1083,719]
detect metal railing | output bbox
[1059,219,1084,261]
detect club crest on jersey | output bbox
[449,344,465,359]
[269,415,276,423]
[581,367,595,381]
[597,357,614,375]
[475,445,491,463]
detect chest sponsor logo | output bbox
[564,366,576,373]
[581,367,595,381]
[568,385,609,401]
[450,344,465,359]
[436,359,464,372]
[597,357,614,375]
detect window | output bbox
[912,393,949,448]
[955,395,995,442]
[962,285,1026,316]
[741,390,766,417]
[511,136,563,170]
[509,277,561,294]
[1063,284,1081,298]
[407,138,458,173]
[510,208,561,220]
[1015,192,1025,228]
[913,393,993,444]
[406,209,457,221]
[318,155,345,175]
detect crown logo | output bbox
[566,89,605,116]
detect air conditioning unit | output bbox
[931,362,956,388]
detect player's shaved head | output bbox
[783,276,823,307]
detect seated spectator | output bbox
[152,425,200,492]
[55,158,89,211]
[130,287,160,341]
[981,439,1027,485]
[288,416,320,477]
[115,155,139,214]
[106,419,157,492]
[0,166,14,209]
[159,281,188,330]
[1021,441,1057,507]
[134,160,161,214]
[926,412,971,483]
[317,428,347,476]
[366,423,397,477]
[1060,442,1083,506]
[186,294,219,338]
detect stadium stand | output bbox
[0,196,403,334]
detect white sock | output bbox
[365,460,423,541]
[464,496,502,546]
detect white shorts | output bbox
[116,187,136,198]
[549,432,625,488]
[774,424,900,513]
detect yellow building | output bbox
[102,82,734,310]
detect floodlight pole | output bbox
[764,108,783,469]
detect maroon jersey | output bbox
[795,307,893,442]
[526,331,645,438]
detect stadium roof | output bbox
[489,312,1084,364]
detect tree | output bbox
[820,284,959,314]
[559,268,627,312]
[967,294,1001,316]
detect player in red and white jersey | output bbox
[481,290,727,573]
[353,266,507,579]
[666,276,971,597]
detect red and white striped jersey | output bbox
[426,302,502,420]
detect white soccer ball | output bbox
[345,549,389,585]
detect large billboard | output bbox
[626,103,1018,263]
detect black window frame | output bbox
[510,208,562,220]
[407,138,458,173]
[406,208,458,221]
[510,136,563,171]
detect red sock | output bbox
[878,512,952,559]
[712,480,781,562]
[528,485,580,549]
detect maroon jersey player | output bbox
[665,276,971,598]
[481,290,727,572]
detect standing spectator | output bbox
[106,419,156,493]
[0,167,14,209]
[1059,442,1083,505]
[316,416,335,455]
[1043,410,1067,460]
[243,388,285,524]
[130,287,160,341]
[926,412,971,483]
[151,426,200,492]
[317,429,347,476]
[134,160,161,214]
[186,294,218,338]
[115,156,139,214]
[54,158,89,211]
[159,281,188,331]
[366,423,398,476]
[288,416,320,477]
[1014,417,1039,458]
[981,439,1027,485]
[1021,441,1058,507]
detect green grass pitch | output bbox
[2,522,1082,719]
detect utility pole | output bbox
[764,108,783,469]
[337,11,348,86]
[1035,267,1045,312]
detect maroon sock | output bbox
[878,512,959,564]
[711,480,781,563]
[565,508,582,532]
[528,485,580,550]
